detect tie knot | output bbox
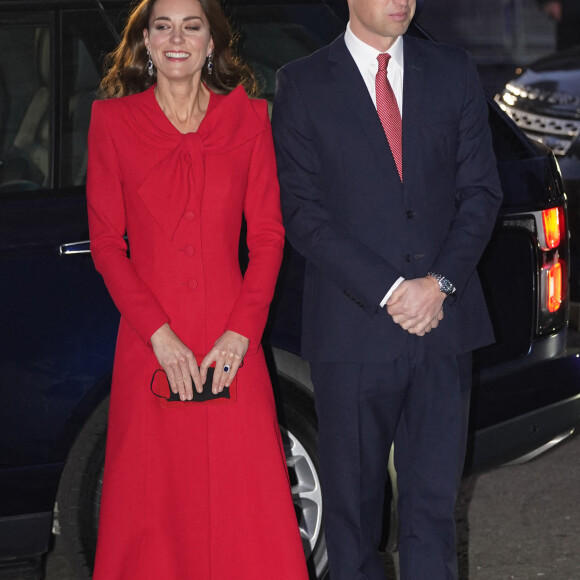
[377,52,391,72]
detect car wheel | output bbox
[56,388,327,579]
[278,391,327,579]
[56,396,108,578]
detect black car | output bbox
[496,46,580,300]
[1,1,580,579]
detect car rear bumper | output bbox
[468,345,580,473]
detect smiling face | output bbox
[143,0,214,84]
[348,0,416,51]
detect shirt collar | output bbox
[344,22,404,72]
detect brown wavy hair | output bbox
[99,0,258,99]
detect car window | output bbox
[61,10,116,188]
[231,4,345,112]
[105,7,130,36]
[0,13,52,194]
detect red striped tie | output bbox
[376,53,403,181]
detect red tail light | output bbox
[547,261,563,313]
[535,205,567,333]
[542,207,561,249]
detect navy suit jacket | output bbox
[272,33,503,363]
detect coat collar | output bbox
[123,86,266,240]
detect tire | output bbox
[56,384,327,579]
[55,397,108,578]
[276,381,327,579]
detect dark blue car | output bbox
[1,1,579,578]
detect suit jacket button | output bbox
[184,245,195,256]
[406,210,414,218]
[184,210,195,221]
[405,254,411,262]
[187,278,198,290]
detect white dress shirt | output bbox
[344,23,405,306]
[344,23,404,114]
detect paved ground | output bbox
[453,433,580,580]
[30,431,580,580]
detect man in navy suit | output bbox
[272,0,503,578]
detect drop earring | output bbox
[207,53,214,75]
[147,49,154,77]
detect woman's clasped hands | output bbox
[151,324,249,400]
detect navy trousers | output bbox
[310,339,472,580]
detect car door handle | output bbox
[59,240,91,255]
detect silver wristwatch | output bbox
[427,272,456,296]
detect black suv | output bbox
[495,46,580,301]
[1,1,580,579]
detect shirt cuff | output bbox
[380,277,405,307]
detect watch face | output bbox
[440,278,455,296]
[428,272,455,295]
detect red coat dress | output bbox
[86,85,308,580]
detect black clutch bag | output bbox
[150,367,235,403]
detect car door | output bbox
[0,6,119,547]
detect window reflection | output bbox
[0,16,52,193]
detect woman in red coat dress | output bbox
[86,0,308,578]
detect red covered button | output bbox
[187,278,198,290]
[184,245,195,256]
[184,210,195,221]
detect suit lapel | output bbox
[328,35,428,188]
[328,35,400,183]
[402,36,427,194]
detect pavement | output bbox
[453,432,580,580]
